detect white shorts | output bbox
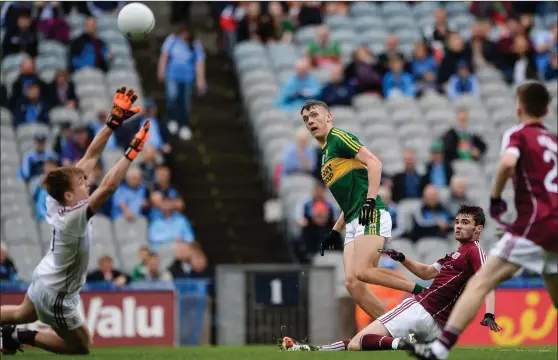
[27,280,84,331]
[344,209,392,246]
[490,232,558,275]
[378,298,442,342]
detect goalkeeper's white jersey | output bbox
[33,195,92,295]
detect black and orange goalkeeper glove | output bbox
[107,86,141,130]
[125,120,150,161]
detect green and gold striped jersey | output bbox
[320,127,386,222]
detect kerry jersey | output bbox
[320,127,385,222]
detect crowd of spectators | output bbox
[218,2,556,112]
[1,2,209,284]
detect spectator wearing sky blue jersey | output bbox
[411,41,437,80]
[139,98,172,154]
[275,57,321,113]
[158,24,207,141]
[69,17,110,73]
[447,61,480,100]
[148,198,195,250]
[149,165,184,221]
[33,159,58,221]
[0,245,18,283]
[111,167,149,221]
[19,135,58,182]
[382,56,415,98]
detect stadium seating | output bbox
[0,8,149,281]
[233,2,558,264]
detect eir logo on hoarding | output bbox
[0,291,175,347]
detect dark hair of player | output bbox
[456,204,485,226]
[515,81,551,118]
[41,166,86,205]
[300,100,330,115]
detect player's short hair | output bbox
[456,204,485,226]
[41,166,85,205]
[516,81,550,118]
[300,100,330,115]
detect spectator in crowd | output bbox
[421,142,453,190]
[469,19,500,70]
[275,57,321,113]
[0,245,17,282]
[444,176,471,217]
[416,71,443,97]
[497,17,524,62]
[61,123,93,165]
[267,1,295,43]
[307,25,340,69]
[447,60,481,100]
[19,134,58,182]
[544,49,558,81]
[470,2,513,27]
[138,145,162,189]
[139,98,172,153]
[442,108,487,162]
[33,159,58,221]
[325,2,348,16]
[87,162,112,218]
[158,24,207,140]
[235,2,273,43]
[423,7,454,46]
[86,255,130,287]
[378,186,405,239]
[295,2,323,28]
[532,22,557,74]
[382,56,415,98]
[410,184,452,242]
[2,12,38,58]
[168,242,209,279]
[36,1,70,44]
[0,84,7,107]
[282,128,317,177]
[89,110,118,150]
[344,46,383,95]
[9,58,47,109]
[149,165,185,220]
[392,149,423,203]
[131,246,150,281]
[69,17,110,73]
[378,34,408,75]
[511,34,539,85]
[53,122,72,156]
[139,252,173,282]
[1,2,34,32]
[438,32,472,85]
[295,182,335,262]
[86,1,125,17]
[411,41,437,80]
[112,167,149,221]
[319,64,354,106]
[48,70,77,108]
[12,82,50,128]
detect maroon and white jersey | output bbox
[414,241,486,325]
[501,123,558,253]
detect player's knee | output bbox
[72,343,90,355]
[345,274,360,293]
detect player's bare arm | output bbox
[88,121,150,214]
[333,211,345,232]
[380,249,439,280]
[491,152,519,199]
[355,147,382,225]
[75,87,141,177]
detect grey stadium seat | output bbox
[388,238,415,256]
[1,54,25,73]
[234,41,266,60]
[49,107,81,125]
[279,174,316,198]
[2,216,40,245]
[38,40,67,57]
[72,67,105,85]
[16,123,50,142]
[155,242,176,269]
[36,56,67,73]
[356,107,390,126]
[1,107,13,125]
[397,199,422,235]
[417,237,451,265]
[102,149,125,169]
[352,94,383,110]
[294,26,317,46]
[326,15,352,31]
[350,2,378,17]
[7,244,43,281]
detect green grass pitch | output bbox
[13,346,558,359]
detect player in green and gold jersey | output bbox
[300,100,426,320]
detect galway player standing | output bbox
[410,81,558,360]
[300,101,426,321]
[0,87,150,355]
[280,205,501,352]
